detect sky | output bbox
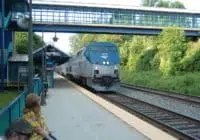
[35,0,200,54]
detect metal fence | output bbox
[0,78,42,136]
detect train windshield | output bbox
[89,46,117,52]
[86,46,120,65]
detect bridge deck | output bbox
[10,2,200,36]
[42,74,148,140]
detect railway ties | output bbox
[121,83,200,106]
[102,93,200,140]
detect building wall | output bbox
[8,62,28,86]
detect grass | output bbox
[120,69,200,96]
[0,91,20,109]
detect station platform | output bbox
[42,74,149,140]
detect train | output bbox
[56,42,120,91]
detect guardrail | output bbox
[0,78,43,135]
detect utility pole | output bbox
[28,0,33,93]
[1,0,5,92]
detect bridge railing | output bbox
[0,78,42,136]
[11,5,200,29]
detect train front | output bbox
[86,42,120,91]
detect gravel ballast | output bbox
[119,87,200,121]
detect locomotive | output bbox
[57,42,120,91]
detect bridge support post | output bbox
[0,0,5,92]
[41,32,47,106]
[28,0,33,93]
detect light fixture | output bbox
[53,32,59,42]
[17,13,30,29]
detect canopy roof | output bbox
[33,45,70,65]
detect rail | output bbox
[101,93,200,140]
[121,83,200,104]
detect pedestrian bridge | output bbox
[10,1,200,36]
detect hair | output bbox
[24,93,41,118]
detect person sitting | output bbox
[23,93,55,140]
[3,119,33,140]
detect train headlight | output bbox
[95,66,98,70]
[107,61,109,65]
[103,61,106,65]
[114,65,118,70]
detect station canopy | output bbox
[33,44,70,65]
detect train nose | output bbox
[102,76,112,86]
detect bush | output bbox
[157,27,187,75]
[136,47,157,71]
[180,42,200,71]
[120,69,200,96]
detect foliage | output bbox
[0,91,19,108]
[120,69,200,96]
[157,27,187,75]
[136,47,158,71]
[119,40,130,66]
[155,0,170,8]
[180,42,200,71]
[126,36,145,70]
[142,0,185,8]
[15,32,29,54]
[170,1,185,9]
[15,32,45,54]
[141,0,159,7]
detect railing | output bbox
[0,78,43,135]
[34,78,42,96]
[11,5,200,29]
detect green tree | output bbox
[69,34,100,53]
[15,32,45,54]
[141,0,159,7]
[142,0,185,8]
[170,1,185,9]
[180,42,200,71]
[157,27,187,75]
[155,0,170,8]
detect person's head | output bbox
[24,93,41,115]
[4,119,33,140]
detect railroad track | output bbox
[121,83,200,106]
[99,93,200,140]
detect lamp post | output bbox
[53,32,58,42]
[28,0,33,93]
